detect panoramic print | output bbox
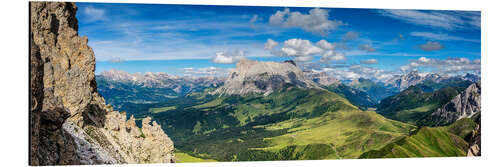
[30,1,481,165]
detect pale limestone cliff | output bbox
[30,2,174,165]
[214,59,320,96]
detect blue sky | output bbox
[76,2,480,81]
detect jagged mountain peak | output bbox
[420,82,481,126]
[214,59,320,96]
[385,71,478,91]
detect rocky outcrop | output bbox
[467,125,481,156]
[421,82,481,126]
[304,70,340,86]
[30,2,174,165]
[214,59,320,96]
[385,71,480,91]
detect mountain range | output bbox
[95,59,481,162]
[30,2,481,165]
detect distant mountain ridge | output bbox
[99,69,224,94]
[214,59,320,96]
[385,71,480,91]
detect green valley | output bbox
[149,87,414,161]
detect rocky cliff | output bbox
[421,82,481,126]
[467,125,481,156]
[214,59,319,96]
[30,2,174,165]
[303,70,340,86]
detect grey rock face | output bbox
[385,71,424,91]
[30,2,175,165]
[214,59,320,96]
[423,82,481,126]
[304,70,340,86]
[467,125,481,156]
[385,71,480,91]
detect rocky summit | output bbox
[214,59,319,96]
[422,82,481,126]
[30,2,174,165]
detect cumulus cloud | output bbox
[280,38,322,57]
[212,50,247,64]
[83,6,106,22]
[269,8,344,36]
[264,38,279,50]
[418,41,444,51]
[410,32,480,43]
[316,40,335,50]
[400,57,481,74]
[360,59,378,64]
[320,51,345,63]
[294,56,315,62]
[378,9,480,30]
[182,66,229,76]
[358,44,376,52]
[268,38,343,63]
[315,65,395,82]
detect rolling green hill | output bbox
[151,87,414,161]
[359,118,477,158]
[376,85,467,124]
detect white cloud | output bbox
[269,8,344,36]
[400,57,481,74]
[264,38,279,50]
[360,59,378,64]
[212,50,247,64]
[280,38,322,57]
[320,51,345,62]
[182,66,230,76]
[314,65,395,82]
[316,40,335,50]
[378,10,480,30]
[418,41,444,51]
[410,32,480,43]
[294,56,315,62]
[358,44,376,52]
[83,6,106,22]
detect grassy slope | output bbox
[359,118,477,158]
[174,149,217,163]
[377,86,463,124]
[152,87,414,161]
